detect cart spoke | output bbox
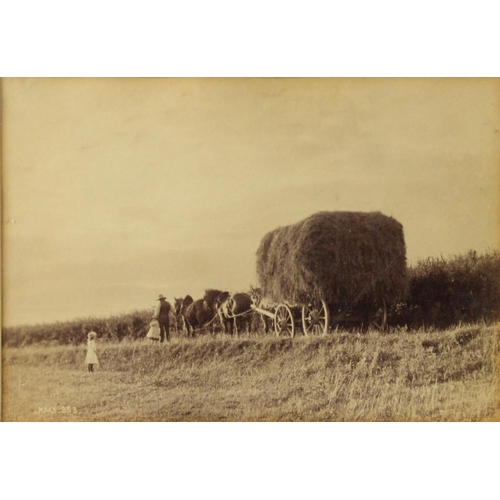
[369,300,387,331]
[275,304,295,338]
[302,299,329,336]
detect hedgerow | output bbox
[389,250,500,329]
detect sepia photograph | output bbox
[2,77,499,422]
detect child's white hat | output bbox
[88,331,97,338]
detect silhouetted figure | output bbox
[154,294,171,343]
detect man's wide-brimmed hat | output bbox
[158,294,167,300]
[88,331,97,338]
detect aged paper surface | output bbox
[2,78,499,421]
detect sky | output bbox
[3,78,499,326]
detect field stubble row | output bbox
[3,323,499,421]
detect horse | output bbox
[174,295,194,337]
[174,295,190,336]
[174,290,228,337]
[249,287,273,334]
[217,292,254,336]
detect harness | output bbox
[221,307,254,319]
[219,297,253,320]
[177,292,254,330]
[181,299,221,328]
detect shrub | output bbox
[2,310,154,347]
[389,250,500,329]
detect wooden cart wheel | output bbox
[274,304,295,338]
[302,299,330,336]
[369,300,387,331]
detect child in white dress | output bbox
[85,331,100,372]
[146,317,160,344]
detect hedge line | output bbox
[389,250,500,329]
[3,310,183,348]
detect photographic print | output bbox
[2,77,499,421]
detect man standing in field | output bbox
[154,294,171,343]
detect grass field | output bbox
[3,322,498,421]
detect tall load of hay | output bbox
[256,211,408,307]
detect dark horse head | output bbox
[204,289,230,312]
[174,295,193,316]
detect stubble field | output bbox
[3,323,499,422]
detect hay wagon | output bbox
[252,211,408,337]
[252,296,388,337]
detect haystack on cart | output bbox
[252,211,408,337]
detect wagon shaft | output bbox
[250,304,276,319]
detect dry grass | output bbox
[3,323,498,422]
